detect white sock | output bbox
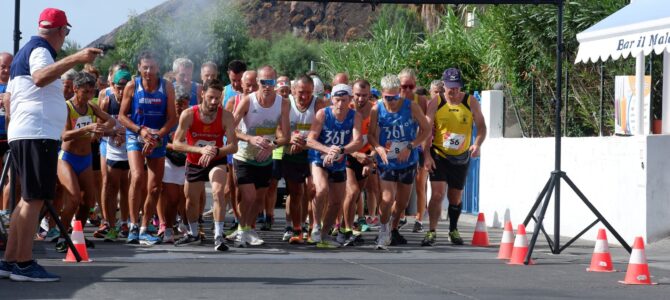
[214,222,225,238]
[189,222,199,237]
[140,226,147,234]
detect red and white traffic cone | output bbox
[587,229,615,272]
[497,221,514,259]
[471,213,490,247]
[508,224,534,265]
[63,220,92,263]
[619,237,656,285]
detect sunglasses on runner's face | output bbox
[259,79,276,87]
[400,84,415,90]
[384,95,401,102]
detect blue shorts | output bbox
[59,150,93,175]
[126,132,167,159]
[378,164,417,185]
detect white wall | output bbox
[478,134,670,244]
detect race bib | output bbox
[196,140,216,147]
[443,132,466,150]
[75,115,93,129]
[386,141,408,160]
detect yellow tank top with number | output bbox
[66,100,96,139]
[432,94,472,157]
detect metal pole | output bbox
[531,77,535,138]
[553,0,564,253]
[600,60,605,136]
[565,67,569,136]
[649,53,654,133]
[13,0,21,55]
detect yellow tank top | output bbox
[432,93,473,157]
[66,100,96,139]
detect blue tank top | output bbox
[222,84,239,109]
[0,83,6,136]
[376,99,418,169]
[105,88,121,116]
[130,77,168,131]
[308,107,355,171]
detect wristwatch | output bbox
[406,143,414,150]
[339,146,345,154]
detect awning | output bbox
[575,0,670,63]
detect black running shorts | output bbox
[9,139,60,201]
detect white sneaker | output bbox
[203,208,214,218]
[282,229,293,241]
[310,225,322,244]
[162,228,174,244]
[375,223,389,250]
[234,230,248,248]
[39,217,49,232]
[214,235,229,251]
[247,230,265,246]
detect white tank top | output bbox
[234,92,283,164]
[289,95,316,135]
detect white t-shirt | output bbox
[7,47,67,141]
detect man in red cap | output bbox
[0,8,102,282]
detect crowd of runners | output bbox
[0,7,486,282]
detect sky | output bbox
[1,0,166,53]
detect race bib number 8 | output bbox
[443,132,466,150]
[386,141,408,160]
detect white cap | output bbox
[331,84,352,97]
[311,76,324,96]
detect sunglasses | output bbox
[400,84,415,90]
[259,79,276,87]
[62,27,70,36]
[384,95,401,102]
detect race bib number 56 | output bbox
[443,132,466,150]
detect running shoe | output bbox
[162,228,175,244]
[139,233,161,246]
[224,222,239,237]
[330,226,339,237]
[0,260,14,278]
[390,229,407,246]
[343,231,357,247]
[0,211,10,227]
[353,233,365,246]
[45,228,61,243]
[260,215,273,231]
[146,224,158,234]
[88,212,101,227]
[39,217,49,233]
[375,224,390,250]
[412,221,424,233]
[234,230,248,248]
[366,216,380,229]
[55,239,68,253]
[177,222,189,235]
[127,227,140,245]
[335,230,346,245]
[288,231,304,244]
[225,229,239,242]
[9,261,60,282]
[357,217,370,232]
[174,234,201,246]
[449,230,464,245]
[398,218,408,229]
[214,235,229,252]
[104,227,118,242]
[93,224,110,238]
[152,215,160,227]
[118,223,129,238]
[247,230,265,246]
[203,208,214,218]
[421,231,436,247]
[282,227,293,241]
[316,240,341,249]
[310,225,322,244]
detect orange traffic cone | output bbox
[508,224,534,265]
[587,229,615,272]
[471,213,490,246]
[497,221,514,259]
[619,237,656,285]
[63,220,92,263]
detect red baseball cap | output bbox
[38,8,71,29]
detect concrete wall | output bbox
[478,90,670,244]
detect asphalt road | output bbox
[2,211,669,299]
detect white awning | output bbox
[575,0,670,63]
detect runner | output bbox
[231,66,289,247]
[156,84,190,244]
[56,72,114,252]
[223,60,246,108]
[61,69,77,100]
[98,66,132,242]
[172,79,236,251]
[118,51,177,245]
[422,68,487,246]
[306,83,362,249]
[340,79,374,246]
[0,52,12,223]
[397,68,429,236]
[283,75,324,244]
[368,74,430,250]
[200,61,219,83]
[173,57,202,106]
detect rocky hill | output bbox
[89,0,382,47]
